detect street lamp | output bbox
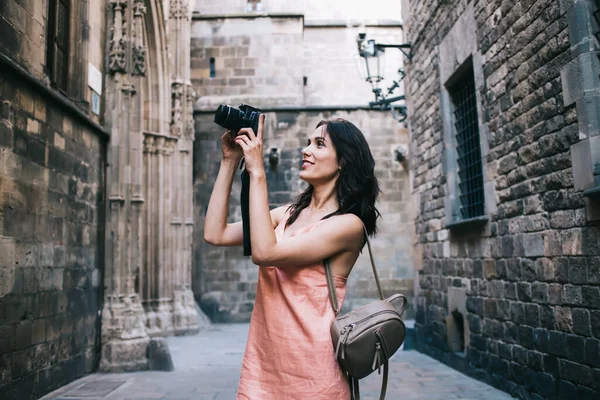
[356,33,412,122]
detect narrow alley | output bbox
[42,324,513,400]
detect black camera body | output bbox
[214,104,262,136]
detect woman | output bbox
[204,114,380,399]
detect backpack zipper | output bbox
[336,309,401,360]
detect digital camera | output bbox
[213,104,262,136]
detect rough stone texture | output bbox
[405,0,600,399]
[1,0,206,398]
[194,109,414,322]
[0,42,106,400]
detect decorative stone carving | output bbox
[132,45,147,76]
[133,0,146,16]
[121,82,137,95]
[185,82,196,140]
[132,0,147,76]
[109,0,128,74]
[169,0,189,19]
[171,80,184,136]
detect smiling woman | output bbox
[203,115,381,400]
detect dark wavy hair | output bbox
[285,118,381,238]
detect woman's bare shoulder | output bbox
[321,213,364,238]
[270,204,292,227]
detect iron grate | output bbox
[450,69,485,220]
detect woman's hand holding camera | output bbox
[221,130,244,162]
[234,114,266,177]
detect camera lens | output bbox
[214,104,244,133]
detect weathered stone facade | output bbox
[1,0,203,398]
[0,0,108,397]
[100,0,202,374]
[191,1,415,322]
[405,0,600,398]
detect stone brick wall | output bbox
[0,75,107,399]
[0,0,107,398]
[193,108,414,322]
[193,0,403,20]
[190,11,404,109]
[191,15,305,109]
[405,0,600,398]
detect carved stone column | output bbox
[169,0,201,335]
[142,134,178,337]
[100,0,150,372]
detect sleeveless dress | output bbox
[236,216,350,400]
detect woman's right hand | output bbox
[221,130,243,161]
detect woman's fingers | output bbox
[235,135,251,151]
[257,114,265,140]
[237,127,255,140]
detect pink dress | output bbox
[236,217,350,400]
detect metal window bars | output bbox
[450,70,485,220]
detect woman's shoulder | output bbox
[322,213,364,235]
[270,204,292,227]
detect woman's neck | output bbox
[308,181,338,215]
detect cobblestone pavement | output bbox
[42,324,514,400]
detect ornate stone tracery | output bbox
[185,82,196,139]
[108,0,128,74]
[132,0,147,76]
[101,0,201,373]
[170,80,184,136]
[169,0,189,19]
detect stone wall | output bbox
[0,1,107,398]
[190,15,305,109]
[405,0,600,398]
[190,12,404,109]
[194,0,403,21]
[193,108,414,322]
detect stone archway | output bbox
[100,0,199,372]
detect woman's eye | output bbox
[316,140,324,147]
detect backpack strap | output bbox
[324,224,384,315]
[348,363,388,400]
[350,376,360,400]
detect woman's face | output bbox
[299,126,340,183]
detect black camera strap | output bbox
[240,160,252,256]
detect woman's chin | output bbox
[299,171,312,183]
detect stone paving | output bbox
[42,324,514,400]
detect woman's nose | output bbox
[302,147,311,157]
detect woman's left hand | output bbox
[235,114,266,177]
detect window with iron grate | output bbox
[449,68,485,220]
[46,0,70,93]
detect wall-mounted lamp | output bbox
[356,33,412,123]
[394,144,408,163]
[268,148,279,167]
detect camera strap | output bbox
[240,159,252,256]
